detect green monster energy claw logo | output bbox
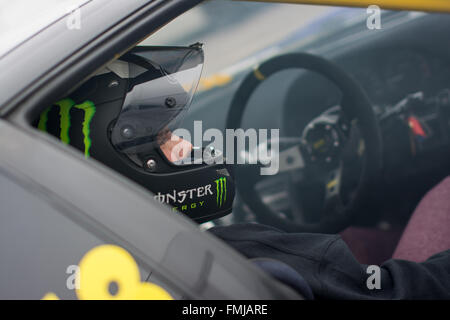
[38,98,96,158]
[215,177,227,208]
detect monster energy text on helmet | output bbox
[37,44,235,223]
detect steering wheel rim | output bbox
[226,52,382,233]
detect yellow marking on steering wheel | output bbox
[327,179,338,190]
[253,67,266,81]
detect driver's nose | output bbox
[159,131,193,163]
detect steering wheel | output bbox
[226,53,382,233]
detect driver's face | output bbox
[159,131,193,163]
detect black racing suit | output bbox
[209,223,450,299]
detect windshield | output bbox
[142,0,333,78]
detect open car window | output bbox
[10,0,450,301]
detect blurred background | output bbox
[144,0,331,77]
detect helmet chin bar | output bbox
[146,158,236,223]
[109,128,235,224]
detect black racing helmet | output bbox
[36,45,235,223]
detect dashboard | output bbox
[356,49,450,105]
[284,48,450,131]
[284,48,450,182]
[277,46,450,226]
[277,13,450,224]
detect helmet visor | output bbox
[110,45,204,167]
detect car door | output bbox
[0,0,301,300]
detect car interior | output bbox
[173,2,450,266]
[26,0,450,284]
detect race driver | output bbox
[37,45,450,300]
